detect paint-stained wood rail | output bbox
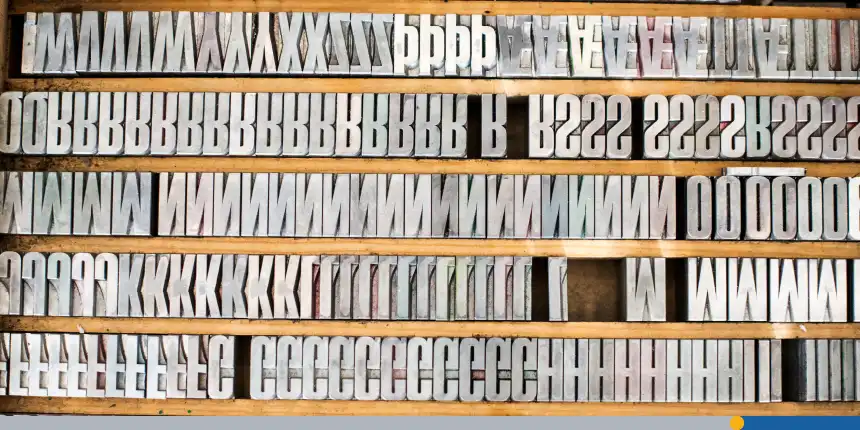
[2,317,858,339]
[10,0,860,20]
[5,157,860,177]
[0,397,858,416]
[4,236,859,259]
[9,78,860,97]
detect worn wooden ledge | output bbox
[9,78,860,97]
[5,157,860,177]
[2,317,858,339]
[0,397,858,416]
[10,0,860,20]
[4,236,859,259]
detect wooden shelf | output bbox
[2,317,858,339]
[3,236,858,259]
[8,78,860,97]
[0,397,857,416]
[5,157,860,177]
[10,0,860,20]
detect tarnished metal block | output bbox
[822,97,848,160]
[624,258,666,322]
[33,172,72,235]
[493,15,534,77]
[22,13,76,75]
[753,19,790,80]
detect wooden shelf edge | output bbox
[9,0,860,20]
[8,78,860,97]
[2,317,859,339]
[0,397,857,416]
[4,157,860,177]
[3,236,858,259]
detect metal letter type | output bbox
[23,12,76,75]
[250,336,276,399]
[822,178,849,240]
[33,172,72,235]
[377,174,404,238]
[769,259,809,322]
[602,16,638,78]
[533,16,569,77]
[440,94,467,158]
[772,96,798,158]
[606,95,633,159]
[350,174,376,238]
[554,94,581,159]
[568,16,604,77]
[580,95,606,158]
[791,19,815,80]
[355,336,381,400]
[641,339,667,402]
[73,172,111,236]
[595,175,621,239]
[643,95,670,158]
[771,176,798,240]
[433,337,459,400]
[836,20,860,80]
[687,258,728,321]
[381,337,407,400]
[753,19,790,80]
[727,258,768,322]
[529,95,555,158]
[798,177,823,240]
[822,97,848,160]
[624,258,666,322]
[482,95,507,158]
[212,173,241,237]
[666,340,692,402]
[808,259,848,322]
[649,176,676,239]
[458,175,486,238]
[537,338,563,401]
[302,336,329,399]
[717,339,744,402]
[296,174,323,237]
[852,178,860,240]
[407,337,433,400]
[622,175,649,239]
[686,176,713,240]
[692,339,718,402]
[388,94,415,156]
[329,336,355,400]
[721,95,746,158]
[486,338,512,401]
[322,174,350,238]
[112,173,152,236]
[614,339,641,402]
[335,93,361,157]
[797,96,823,159]
[745,97,772,158]
[0,172,33,234]
[569,175,595,238]
[493,15,534,77]
[511,338,536,402]
[673,17,709,79]
[669,95,695,159]
[588,339,614,401]
[487,175,514,239]
[695,95,721,159]
[405,174,431,238]
[562,339,588,402]
[460,338,487,401]
[361,94,388,156]
[735,18,757,79]
[515,175,541,238]
[547,258,568,322]
[242,173,270,237]
[308,93,336,156]
[745,176,772,240]
[638,17,673,78]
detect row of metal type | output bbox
[2,172,858,241]
[3,333,857,403]
[19,12,857,81]
[1,251,857,323]
[6,92,860,160]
